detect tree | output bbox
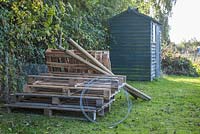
[150,0,177,44]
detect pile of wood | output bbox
[46,49,111,74]
[6,73,125,120]
[5,38,151,120]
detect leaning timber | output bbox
[65,38,151,101]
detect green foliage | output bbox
[193,63,200,75]
[0,0,176,98]
[162,48,200,77]
[60,0,138,50]
[0,0,66,62]
[151,0,177,44]
[0,0,69,97]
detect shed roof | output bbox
[110,7,162,25]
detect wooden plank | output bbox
[33,81,70,86]
[46,62,89,67]
[28,85,112,91]
[6,93,116,120]
[28,74,124,83]
[13,97,104,108]
[40,72,126,80]
[5,102,97,111]
[14,93,105,103]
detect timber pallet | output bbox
[25,73,125,100]
[5,102,98,120]
[5,94,114,120]
[5,72,124,120]
[10,92,106,107]
[46,49,111,74]
[39,72,126,84]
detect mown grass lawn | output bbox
[0,75,199,134]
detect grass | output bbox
[0,75,200,134]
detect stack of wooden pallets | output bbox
[5,49,126,120]
[46,49,111,74]
[5,38,151,120]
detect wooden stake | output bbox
[68,38,113,75]
[66,38,151,101]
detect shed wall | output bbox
[150,22,156,80]
[150,22,161,80]
[156,24,161,77]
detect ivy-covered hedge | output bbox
[0,0,68,99]
[162,48,200,77]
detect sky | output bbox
[169,0,200,44]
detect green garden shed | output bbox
[109,8,162,81]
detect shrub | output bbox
[162,48,200,77]
[193,63,200,75]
